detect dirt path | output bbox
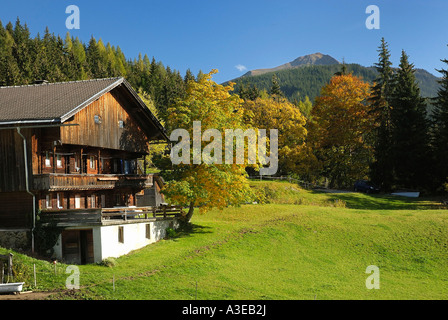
[0,291,56,300]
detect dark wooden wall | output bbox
[60,91,149,154]
[0,192,32,228]
[0,128,33,193]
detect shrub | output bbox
[99,257,117,268]
[165,227,178,239]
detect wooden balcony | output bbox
[38,205,184,227]
[32,174,154,191]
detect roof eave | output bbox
[59,77,124,123]
[0,118,61,127]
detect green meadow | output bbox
[2,181,448,300]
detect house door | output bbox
[62,230,94,265]
[62,230,81,264]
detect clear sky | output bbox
[1,0,447,83]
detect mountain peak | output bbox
[243,53,340,77]
[289,53,340,67]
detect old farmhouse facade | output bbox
[0,77,181,264]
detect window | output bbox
[90,156,95,170]
[94,115,102,124]
[75,194,81,209]
[146,224,151,239]
[57,193,63,209]
[118,226,124,243]
[57,154,63,168]
[74,155,80,173]
[101,194,106,208]
[90,194,96,208]
[118,120,124,128]
[46,194,52,209]
[45,152,51,167]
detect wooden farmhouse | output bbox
[0,77,181,264]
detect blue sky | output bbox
[1,0,448,83]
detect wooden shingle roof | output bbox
[0,77,167,140]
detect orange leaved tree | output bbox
[308,74,374,188]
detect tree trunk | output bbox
[183,201,195,223]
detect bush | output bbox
[165,227,177,239]
[98,257,117,268]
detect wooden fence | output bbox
[39,205,185,225]
[248,175,325,190]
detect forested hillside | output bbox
[0,19,191,121]
[229,63,440,105]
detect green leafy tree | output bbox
[155,70,253,222]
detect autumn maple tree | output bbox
[308,73,374,188]
[154,70,253,222]
[241,96,310,176]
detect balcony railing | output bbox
[38,205,185,226]
[32,174,154,191]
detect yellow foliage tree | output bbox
[308,74,374,188]
[241,96,311,176]
[157,70,253,222]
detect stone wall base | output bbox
[0,230,31,251]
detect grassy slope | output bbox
[2,181,448,300]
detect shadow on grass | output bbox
[169,223,213,241]
[309,190,445,211]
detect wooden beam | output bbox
[53,146,56,173]
[98,149,101,174]
[80,148,83,174]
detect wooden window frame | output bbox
[90,194,96,208]
[45,152,51,168]
[146,224,151,239]
[57,193,63,209]
[75,194,81,209]
[57,154,63,168]
[118,226,124,243]
[90,156,95,170]
[46,194,52,209]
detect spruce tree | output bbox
[390,51,430,189]
[269,74,283,97]
[430,48,448,190]
[369,38,395,191]
[184,68,195,83]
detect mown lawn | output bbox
[2,181,448,300]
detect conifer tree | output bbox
[390,51,430,189]
[369,38,395,191]
[184,68,195,83]
[430,47,448,190]
[269,74,283,98]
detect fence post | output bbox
[34,264,37,288]
[8,253,13,281]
